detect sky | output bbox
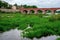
[2,0,60,8]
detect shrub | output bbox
[0,12,60,39]
[49,15,60,22]
[56,38,60,40]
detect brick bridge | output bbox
[20,8,60,14]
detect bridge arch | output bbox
[23,10,28,14]
[55,9,60,14]
[37,10,42,14]
[46,10,51,14]
[30,10,35,14]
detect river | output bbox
[0,29,60,40]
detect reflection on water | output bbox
[0,29,60,40]
[0,29,21,40]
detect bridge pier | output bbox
[34,10,37,14]
[21,11,24,14]
[51,10,55,14]
[42,10,46,14]
[27,10,30,14]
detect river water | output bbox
[0,29,60,40]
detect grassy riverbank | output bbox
[0,12,60,38]
[0,12,48,32]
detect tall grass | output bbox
[0,12,60,39]
[56,38,60,40]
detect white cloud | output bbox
[3,0,60,8]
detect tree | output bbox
[0,0,9,8]
[23,5,27,8]
[7,5,12,9]
[32,5,37,8]
[0,0,3,8]
[21,5,37,8]
[14,3,18,7]
[2,2,8,8]
[0,0,12,9]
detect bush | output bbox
[49,15,60,22]
[0,12,60,39]
[23,20,60,39]
[56,38,60,40]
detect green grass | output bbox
[0,12,47,31]
[56,38,60,40]
[0,12,60,39]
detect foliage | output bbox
[22,5,37,8]
[0,0,8,8]
[56,38,60,40]
[0,12,60,39]
[49,15,60,21]
[14,3,18,7]
[22,14,60,39]
[0,0,12,9]
[23,20,60,39]
[46,10,51,13]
